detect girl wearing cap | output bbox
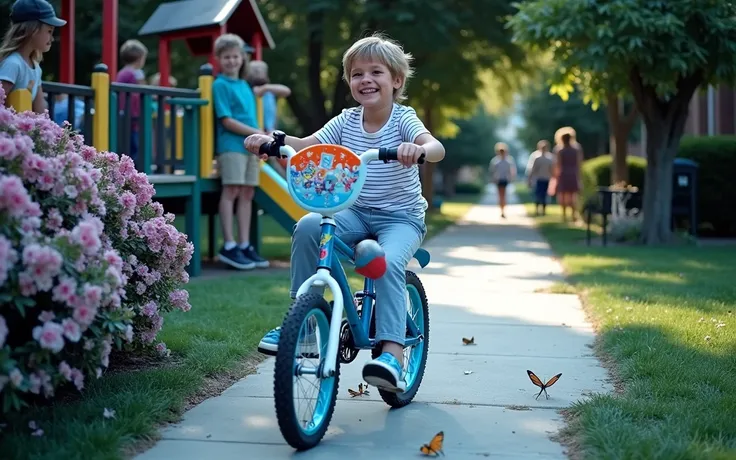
[0,0,66,113]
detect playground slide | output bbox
[254,162,307,232]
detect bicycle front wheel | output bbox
[273,293,340,450]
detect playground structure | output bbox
[5,0,305,277]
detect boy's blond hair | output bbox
[342,33,414,102]
[213,33,249,79]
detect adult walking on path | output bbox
[136,184,611,460]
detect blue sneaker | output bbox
[257,327,319,358]
[257,327,281,355]
[362,352,406,393]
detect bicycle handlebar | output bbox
[258,130,425,165]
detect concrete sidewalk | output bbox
[136,184,612,460]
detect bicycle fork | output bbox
[296,268,344,379]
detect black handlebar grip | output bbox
[378,147,426,164]
[258,130,288,157]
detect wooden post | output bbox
[102,0,118,81]
[60,0,75,83]
[198,64,215,178]
[7,89,32,112]
[158,38,170,88]
[91,64,110,152]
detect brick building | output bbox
[684,85,735,136]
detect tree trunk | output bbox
[628,69,701,245]
[421,104,436,210]
[442,168,458,198]
[606,93,639,185]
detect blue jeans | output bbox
[534,179,550,205]
[290,206,426,345]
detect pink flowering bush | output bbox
[0,89,192,413]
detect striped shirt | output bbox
[313,103,430,217]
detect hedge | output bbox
[578,137,736,236]
[580,154,647,210]
[678,136,736,237]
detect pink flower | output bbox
[70,368,84,391]
[141,301,158,317]
[169,290,191,312]
[52,277,77,303]
[0,175,34,218]
[32,322,65,353]
[82,283,103,307]
[73,304,97,326]
[45,208,63,231]
[61,318,81,342]
[58,361,73,381]
[71,219,102,255]
[38,311,55,322]
[104,250,123,271]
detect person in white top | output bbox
[245,33,446,393]
[489,142,517,218]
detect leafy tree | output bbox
[258,0,525,209]
[508,0,736,244]
[437,106,502,196]
[518,78,609,158]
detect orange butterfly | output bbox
[526,370,562,400]
[420,431,444,456]
[347,383,370,397]
[461,336,475,345]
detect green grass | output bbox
[0,191,479,459]
[0,275,290,460]
[516,183,736,459]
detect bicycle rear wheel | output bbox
[274,293,340,450]
[372,270,429,408]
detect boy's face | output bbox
[218,47,244,77]
[348,59,401,108]
[32,25,55,53]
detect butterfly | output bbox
[347,383,370,397]
[526,370,562,400]
[419,431,444,456]
[461,336,476,345]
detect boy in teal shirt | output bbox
[212,34,268,270]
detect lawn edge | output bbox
[122,352,269,459]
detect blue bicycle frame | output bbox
[312,216,426,350]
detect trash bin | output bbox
[672,158,699,236]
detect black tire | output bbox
[371,270,429,408]
[273,293,340,450]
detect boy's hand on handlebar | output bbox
[244,134,273,159]
[397,142,426,167]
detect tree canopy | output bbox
[508,0,736,244]
[517,79,609,158]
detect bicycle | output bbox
[257,131,432,451]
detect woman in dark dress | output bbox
[554,133,583,222]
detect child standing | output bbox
[115,40,148,165]
[0,0,66,113]
[212,34,269,270]
[245,60,291,133]
[489,142,517,218]
[245,33,445,393]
